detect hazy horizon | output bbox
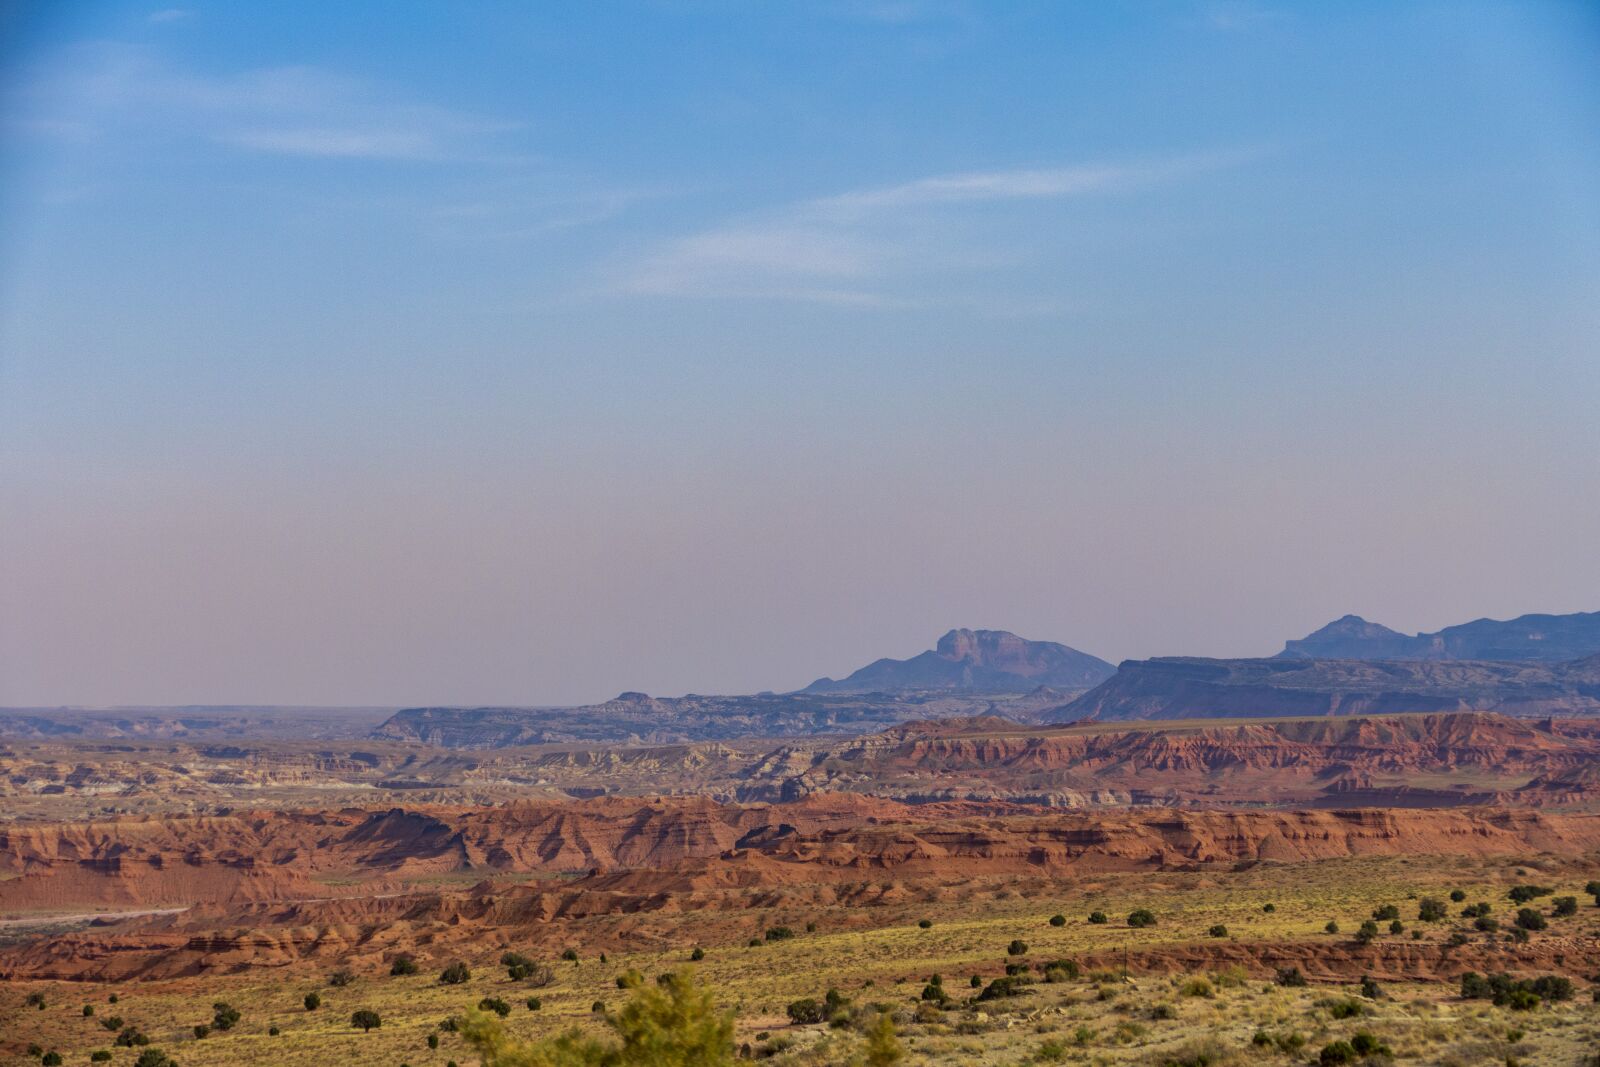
[4,2,1599,706]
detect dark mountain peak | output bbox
[804,629,1114,695]
[1320,614,1399,635]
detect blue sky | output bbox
[2,1,1598,705]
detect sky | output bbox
[2,1,1599,707]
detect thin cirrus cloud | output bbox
[620,158,1206,307]
[14,44,512,162]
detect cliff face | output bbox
[1278,610,1600,662]
[1058,655,1600,722]
[6,799,1600,981]
[803,629,1114,694]
[761,711,1600,807]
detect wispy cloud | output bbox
[146,8,189,24]
[1194,2,1287,32]
[814,165,1137,215]
[14,44,513,162]
[425,184,685,242]
[620,157,1229,307]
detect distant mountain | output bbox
[1278,611,1600,662]
[1051,652,1600,722]
[371,687,1073,748]
[803,629,1115,695]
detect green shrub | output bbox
[1507,885,1552,904]
[1327,997,1365,1020]
[303,992,321,1011]
[1388,920,1404,934]
[350,1009,382,1032]
[1350,1032,1391,1056]
[477,997,511,1018]
[1049,914,1066,927]
[1360,976,1382,999]
[440,961,471,985]
[1449,889,1466,902]
[787,998,826,1024]
[211,1002,240,1031]
[1179,977,1214,998]
[329,969,355,987]
[1262,903,1276,913]
[1461,972,1571,1007]
[917,918,932,929]
[1371,904,1400,921]
[1325,920,1340,934]
[1553,896,1578,917]
[690,947,705,961]
[1417,898,1447,921]
[82,1005,94,1017]
[1157,1039,1230,1067]
[765,926,795,941]
[1008,939,1029,955]
[1042,959,1079,982]
[91,1054,112,1063]
[1515,908,1547,931]
[460,979,739,1067]
[132,1053,174,1067]
[1087,911,1108,924]
[193,1024,210,1038]
[390,954,419,976]
[1037,1039,1067,1062]
[1208,924,1228,938]
[428,1033,440,1049]
[977,977,1026,1001]
[525,997,542,1011]
[1127,909,1157,928]
[114,1027,148,1047]
[1318,1039,1356,1065]
[561,948,579,961]
[1275,967,1306,987]
[42,1054,62,1067]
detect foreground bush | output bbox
[1460,971,1573,1008]
[462,967,734,1067]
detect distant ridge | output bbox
[803,628,1114,695]
[1053,652,1600,722]
[1278,611,1600,662]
